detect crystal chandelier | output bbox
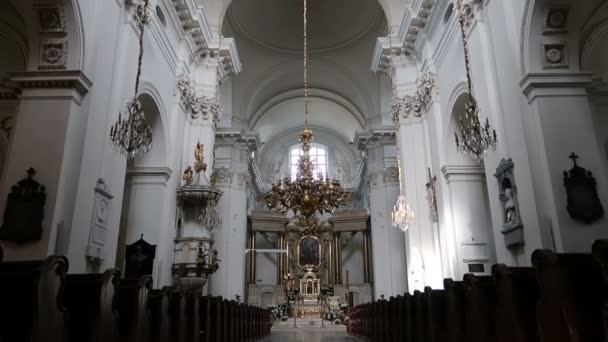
[109,0,153,159]
[263,0,350,235]
[391,136,415,232]
[392,194,415,232]
[453,0,497,161]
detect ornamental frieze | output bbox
[392,72,436,122]
[176,78,221,124]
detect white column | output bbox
[178,63,221,181]
[209,135,249,300]
[397,117,444,290]
[123,168,173,287]
[442,165,495,279]
[521,73,608,252]
[392,69,445,291]
[367,134,408,299]
[0,71,91,261]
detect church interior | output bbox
[0,0,607,341]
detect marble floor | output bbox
[261,320,362,342]
[260,329,363,342]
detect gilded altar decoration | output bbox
[263,0,350,235]
[0,168,46,244]
[563,153,604,223]
[194,142,207,173]
[453,0,497,161]
[109,0,153,159]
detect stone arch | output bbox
[137,81,171,165]
[581,19,608,79]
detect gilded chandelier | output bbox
[109,0,153,159]
[453,0,497,161]
[263,0,350,234]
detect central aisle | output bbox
[261,320,362,342]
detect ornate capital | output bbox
[177,77,221,125]
[392,72,436,123]
[457,0,485,31]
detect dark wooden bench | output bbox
[411,290,425,342]
[533,249,606,342]
[63,269,120,342]
[0,256,68,342]
[145,287,172,342]
[113,275,152,342]
[424,287,448,342]
[593,239,608,341]
[444,279,465,342]
[463,274,497,342]
[492,265,539,342]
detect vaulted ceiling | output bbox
[222,0,390,144]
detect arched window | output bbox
[290,144,327,180]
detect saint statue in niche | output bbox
[504,188,517,224]
[299,236,320,267]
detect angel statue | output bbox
[194,142,207,173]
[182,166,194,185]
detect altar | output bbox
[299,270,321,300]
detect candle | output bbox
[346,270,350,290]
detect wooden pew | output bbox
[113,275,152,342]
[0,255,68,342]
[411,290,425,342]
[592,239,608,341]
[395,294,411,342]
[145,287,171,342]
[492,265,540,342]
[424,287,448,342]
[63,269,121,342]
[532,249,606,342]
[444,279,466,342]
[463,274,496,342]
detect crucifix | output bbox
[569,152,579,167]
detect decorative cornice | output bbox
[441,164,485,183]
[392,72,436,123]
[177,77,221,124]
[166,0,240,78]
[9,70,92,95]
[127,166,173,182]
[354,126,396,152]
[371,0,437,74]
[519,72,593,102]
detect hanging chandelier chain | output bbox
[453,0,498,161]
[134,0,149,96]
[457,0,473,100]
[263,0,350,235]
[303,0,309,128]
[109,0,153,159]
